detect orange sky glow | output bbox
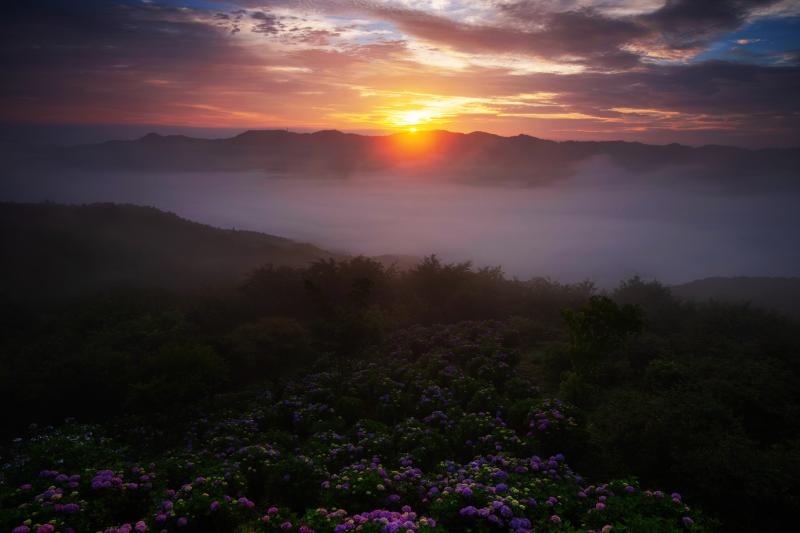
[2,1,799,146]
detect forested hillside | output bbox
[0,203,337,300]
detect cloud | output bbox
[643,0,781,49]
[251,11,283,34]
[331,3,646,70]
[0,0,797,146]
[350,0,787,67]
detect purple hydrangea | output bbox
[61,502,81,513]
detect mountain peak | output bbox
[310,129,346,136]
[234,129,293,139]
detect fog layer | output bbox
[2,161,797,286]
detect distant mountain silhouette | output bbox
[0,202,339,301]
[672,277,800,318]
[8,129,798,186]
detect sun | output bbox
[388,109,438,131]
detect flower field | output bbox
[1,322,710,533]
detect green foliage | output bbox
[225,317,316,382]
[1,322,714,533]
[128,342,229,410]
[1,261,798,531]
[547,281,800,531]
[563,296,644,354]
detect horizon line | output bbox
[4,121,798,151]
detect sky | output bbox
[1,0,799,146]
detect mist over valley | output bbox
[3,130,798,286]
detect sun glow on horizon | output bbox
[390,109,438,128]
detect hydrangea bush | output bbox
[1,321,712,532]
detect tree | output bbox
[562,295,644,372]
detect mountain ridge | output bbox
[672,276,800,318]
[7,128,798,185]
[0,202,341,301]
